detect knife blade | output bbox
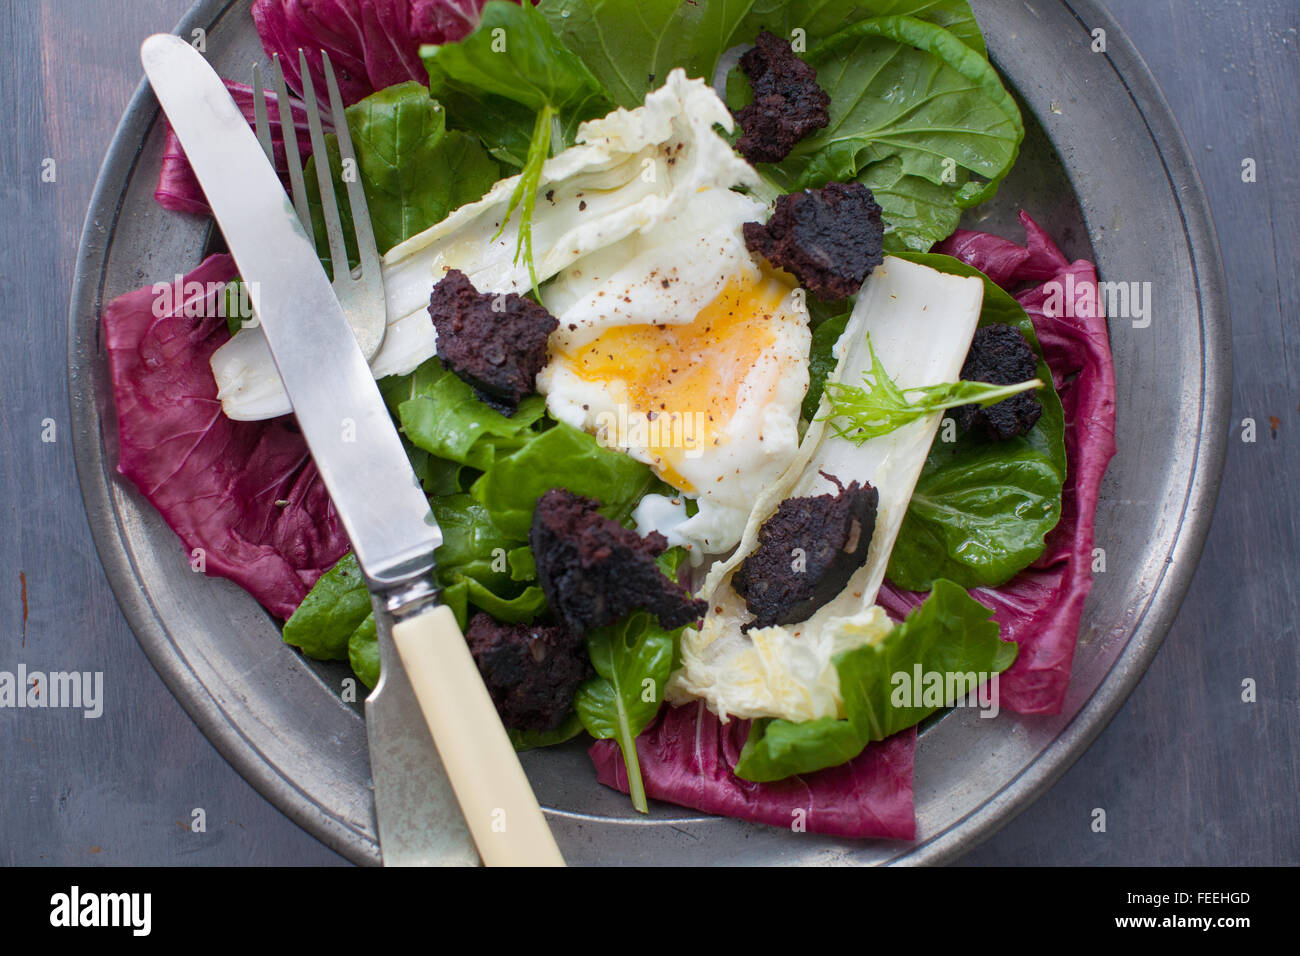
[140,33,563,866]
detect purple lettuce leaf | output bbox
[880,212,1118,715]
[155,79,321,217]
[156,1,493,215]
[934,214,1067,288]
[590,701,917,840]
[102,253,350,619]
[250,0,490,106]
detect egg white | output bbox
[538,187,811,560]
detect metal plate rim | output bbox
[908,0,1233,865]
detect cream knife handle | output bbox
[390,604,565,867]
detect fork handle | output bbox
[391,605,566,867]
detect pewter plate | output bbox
[69,0,1231,865]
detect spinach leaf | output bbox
[436,577,547,630]
[765,16,1022,251]
[304,82,499,275]
[418,449,468,497]
[345,81,501,253]
[348,614,380,689]
[803,310,849,421]
[282,552,373,661]
[886,253,1067,590]
[429,493,553,627]
[655,545,690,584]
[421,0,613,147]
[736,1,987,59]
[424,84,539,169]
[430,494,523,590]
[295,484,552,683]
[507,545,536,581]
[574,610,681,812]
[395,360,547,470]
[377,358,442,416]
[540,0,986,110]
[540,0,753,109]
[735,580,1014,781]
[509,711,587,752]
[344,582,546,696]
[470,422,661,539]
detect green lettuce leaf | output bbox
[348,614,380,689]
[574,610,681,812]
[540,0,754,109]
[304,82,499,275]
[541,0,986,109]
[735,580,1015,781]
[759,16,1023,251]
[344,81,501,254]
[430,495,522,590]
[886,253,1067,590]
[507,545,536,581]
[394,360,547,471]
[469,422,661,539]
[509,711,587,751]
[736,1,987,59]
[282,553,373,661]
[423,0,613,149]
[428,494,549,626]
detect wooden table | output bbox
[2,0,1295,866]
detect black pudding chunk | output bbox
[955,324,1044,441]
[464,613,590,731]
[530,489,707,635]
[731,474,879,629]
[743,182,885,301]
[734,30,830,164]
[427,269,558,415]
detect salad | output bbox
[102,0,1116,841]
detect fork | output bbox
[252,51,386,361]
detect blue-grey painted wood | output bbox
[960,0,1300,866]
[1,0,1294,865]
[1,0,346,866]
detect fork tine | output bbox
[271,54,315,243]
[321,50,381,279]
[251,64,274,165]
[299,49,349,281]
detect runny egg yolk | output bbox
[555,271,793,491]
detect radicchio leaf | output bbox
[590,701,917,840]
[251,0,490,106]
[156,0,495,215]
[102,254,350,619]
